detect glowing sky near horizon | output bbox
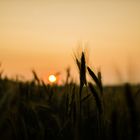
[0,0,140,84]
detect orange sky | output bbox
[0,0,140,84]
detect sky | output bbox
[0,0,140,84]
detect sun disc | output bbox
[48,75,57,83]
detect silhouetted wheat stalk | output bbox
[75,51,87,140]
[87,65,104,139]
[32,70,41,85]
[0,63,3,79]
[87,67,103,94]
[88,82,102,114]
[124,84,138,140]
[111,110,118,140]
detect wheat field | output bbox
[0,52,140,140]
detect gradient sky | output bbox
[0,0,140,84]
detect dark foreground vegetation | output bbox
[0,52,140,140]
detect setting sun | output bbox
[48,75,57,83]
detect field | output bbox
[0,52,140,140]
